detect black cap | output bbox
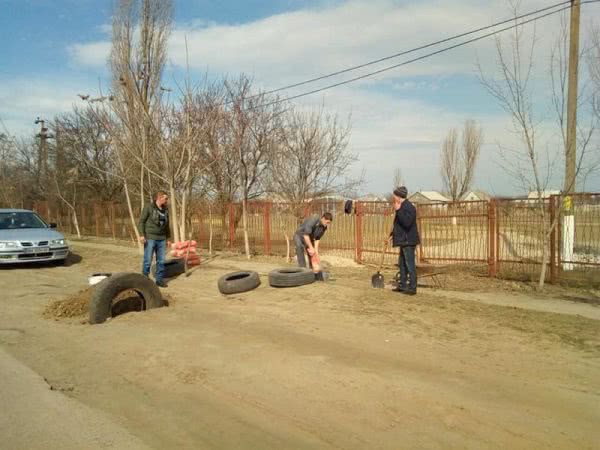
[393,186,408,198]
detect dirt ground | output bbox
[1,239,599,449]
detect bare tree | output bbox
[0,132,19,207]
[393,168,405,188]
[53,108,122,201]
[76,0,173,248]
[224,75,284,258]
[110,0,173,211]
[270,106,361,219]
[440,120,482,202]
[584,24,600,186]
[479,2,596,290]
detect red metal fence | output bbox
[23,193,600,285]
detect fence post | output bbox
[354,202,363,263]
[416,206,424,263]
[228,203,235,248]
[110,203,116,240]
[557,196,563,281]
[264,202,271,255]
[195,206,203,251]
[549,196,557,283]
[488,199,497,277]
[81,205,86,235]
[94,203,100,237]
[303,203,310,218]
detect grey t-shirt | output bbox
[295,215,327,243]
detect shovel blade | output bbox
[371,272,385,289]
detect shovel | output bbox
[371,240,388,288]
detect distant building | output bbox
[357,193,387,202]
[408,191,450,204]
[461,190,491,202]
[527,190,561,199]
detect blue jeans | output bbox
[399,246,417,291]
[142,239,166,282]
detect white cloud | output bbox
[0,78,91,136]
[36,0,600,194]
[67,41,111,68]
[68,0,598,84]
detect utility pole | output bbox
[562,0,581,273]
[564,0,581,195]
[35,117,54,199]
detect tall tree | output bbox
[270,106,361,219]
[440,120,482,202]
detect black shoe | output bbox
[401,289,416,296]
[393,286,407,292]
[156,281,168,288]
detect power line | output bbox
[249,1,599,110]
[240,1,571,103]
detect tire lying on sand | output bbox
[218,271,261,295]
[268,267,315,288]
[89,272,164,324]
[152,258,185,279]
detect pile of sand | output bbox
[43,287,94,319]
[319,255,362,268]
[43,288,172,321]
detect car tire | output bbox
[268,267,315,288]
[152,258,185,279]
[217,271,261,295]
[89,272,164,324]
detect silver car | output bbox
[0,209,70,264]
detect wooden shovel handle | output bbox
[378,240,388,272]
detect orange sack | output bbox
[171,240,198,250]
[309,253,321,273]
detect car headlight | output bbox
[51,239,66,246]
[0,241,19,249]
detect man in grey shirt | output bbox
[294,212,333,268]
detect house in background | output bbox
[527,190,561,199]
[408,191,450,204]
[461,190,491,202]
[357,193,388,202]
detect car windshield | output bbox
[0,212,48,230]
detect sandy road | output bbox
[1,241,599,449]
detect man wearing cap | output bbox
[388,186,420,295]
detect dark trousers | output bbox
[294,234,308,267]
[399,245,417,291]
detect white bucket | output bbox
[88,273,112,286]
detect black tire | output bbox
[89,272,164,324]
[218,271,261,295]
[268,267,315,288]
[152,258,185,279]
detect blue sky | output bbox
[1,0,599,196]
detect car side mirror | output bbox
[49,223,57,228]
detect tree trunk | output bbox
[208,203,213,256]
[180,188,187,243]
[72,209,82,239]
[538,235,549,291]
[242,199,251,259]
[537,205,550,291]
[123,179,142,253]
[285,233,290,262]
[169,185,181,243]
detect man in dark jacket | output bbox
[138,191,170,288]
[389,186,420,295]
[294,212,332,268]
